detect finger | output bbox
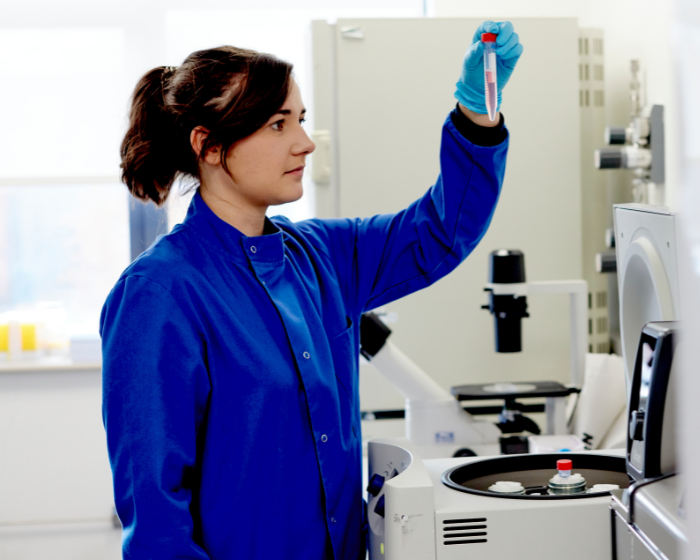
[495,21,514,46]
[496,32,519,57]
[472,20,498,44]
[500,43,524,66]
[465,41,484,71]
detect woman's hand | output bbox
[454,21,524,118]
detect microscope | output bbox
[456,249,588,453]
[360,248,588,456]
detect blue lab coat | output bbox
[101,111,508,560]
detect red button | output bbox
[557,459,573,470]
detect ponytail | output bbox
[119,48,293,206]
[120,67,184,206]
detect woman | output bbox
[101,20,522,560]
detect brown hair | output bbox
[120,46,293,206]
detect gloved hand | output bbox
[454,21,523,115]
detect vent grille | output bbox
[442,518,488,545]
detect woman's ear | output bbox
[190,126,221,165]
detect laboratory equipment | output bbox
[528,434,585,454]
[476,248,587,445]
[548,458,587,494]
[610,323,685,560]
[450,382,577,453]
[482,32,498,121]
[361,247,590,457]
[613,205,681,388]
[610,475,685,560]
[360,312,502,458]
[593,63,666,358]
[367,438,627,560]
[366,203,686,560]
[626,322,677,481]
[480,249,588,389]
[366,319,682,560]
[594,61,666,206]
[361,309,582,459]
[608,205,686,559]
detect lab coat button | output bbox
[250,246,257,253]
[321,434,328,442]
[331,517,337,524]
[303,351,310,359]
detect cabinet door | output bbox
[313,18,582,410]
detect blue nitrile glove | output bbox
[455,20,524,114]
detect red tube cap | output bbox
[557,459,573,470]
[481,33,497,43]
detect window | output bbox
[0,183,130,333]
[0,28,127,178]
[1,2,425,335]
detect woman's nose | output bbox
[297,128,315,155]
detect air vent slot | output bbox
[442,518,488,545]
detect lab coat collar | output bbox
[183,189,285,265]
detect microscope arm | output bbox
[361,313,501,447]
[370,340,453,403]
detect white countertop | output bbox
[0,358,101,373]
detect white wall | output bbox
[674,0,700,557]
[433,0,679,208]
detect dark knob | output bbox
[596,250,617,274]
[605,127,628,145]
[366,474,385,497]
[629,410,645,441]
[595,148,624,169]
[374,495,385,518]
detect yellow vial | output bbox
[21,324,37,351]
[0,324,8,352]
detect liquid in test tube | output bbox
[482,32,498,121]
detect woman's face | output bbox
[223,80,315,208]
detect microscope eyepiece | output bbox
[489,249,526,284]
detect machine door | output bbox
[614,207,679,390]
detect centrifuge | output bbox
[367,439,626,560]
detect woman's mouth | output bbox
[285,166,304,176]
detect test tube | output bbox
[482,33,498,121]
[557,459,572,478]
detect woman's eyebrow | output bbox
[274,108,307,117]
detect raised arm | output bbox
[296,108,508,314]
[295,21,523,315]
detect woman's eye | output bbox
[271,117,305,131]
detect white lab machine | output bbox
[609,204,686,559]
[613,204,681,390]
[366,204,684,560]
[367,439,627,560]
